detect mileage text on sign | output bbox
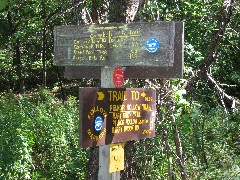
[54,22,176,67]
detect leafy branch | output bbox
[184,0,239,108]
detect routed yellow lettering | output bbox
[108,91,127,101]
[131,91,140,100]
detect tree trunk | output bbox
[41,1,47,87]
[108,1,140,179]
[13,38,24,93]
[86,147,99,180]
[72,0,80,24]
[7,10,24,92]
[85,1,140,179]
[172,114,187,180]
[42,25,47,87]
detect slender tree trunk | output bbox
[108,0,129,23]
[121,141,136,180]
[201,116,208,168]
[13,38,24,93]
[86,147,99,180]
[7,10,24,92]
[42,25,47,87]
[71,3,100,178]
[90,0,101,23]
[163,129,174,180]
[192,116,209,168]
[192,119,200,166]
[84,1,100,179]
[72,0,80,24]
[41,1,47,87]
[172,111,187,180]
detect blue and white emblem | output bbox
[146,38,160,53]
[94,116,104,131]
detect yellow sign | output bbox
[109,143,125,173]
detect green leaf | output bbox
[0,0,7,10]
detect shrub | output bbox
[0,91,87,179]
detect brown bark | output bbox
[207,74,240,109]
[72,0,80,25]
[86,147,99,180]
[41,1,47,87]
[84,1,101,178]
[85,1,141,179]
[121,141,136,180]
[172,112,188,180]
[164,130,188,180]
[197,0,234,73]
[163,130,174,180]
[107,1,140,178]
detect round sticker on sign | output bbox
[146,38,160,53]
[113,66,125,88]
[94,116,104,132]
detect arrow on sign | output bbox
[141,92,146,97]
[97,92,105,100]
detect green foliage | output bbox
[0,91,87,179]
[0,0,74,91]
[184,107,240,179]
[173,84,240,179]
[0,0,240,179]
[131,78,240,179]
[0,0,7,10]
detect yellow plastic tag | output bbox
[109,143,125,173]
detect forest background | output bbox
[0,0,239,179]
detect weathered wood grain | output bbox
[54,22,178,67]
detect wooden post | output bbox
[98,67,120,180]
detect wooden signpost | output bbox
[53,21,184,180]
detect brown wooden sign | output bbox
[64,22,184,79]
[54,22,178,67]
[79,88,156,148]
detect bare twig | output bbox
[183,0,235,89]
[207,73,240,109]
[162,130,189,180]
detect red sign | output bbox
[113,67,125,88]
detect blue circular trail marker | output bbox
[146,38,160,53]
[94,116,104,131]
